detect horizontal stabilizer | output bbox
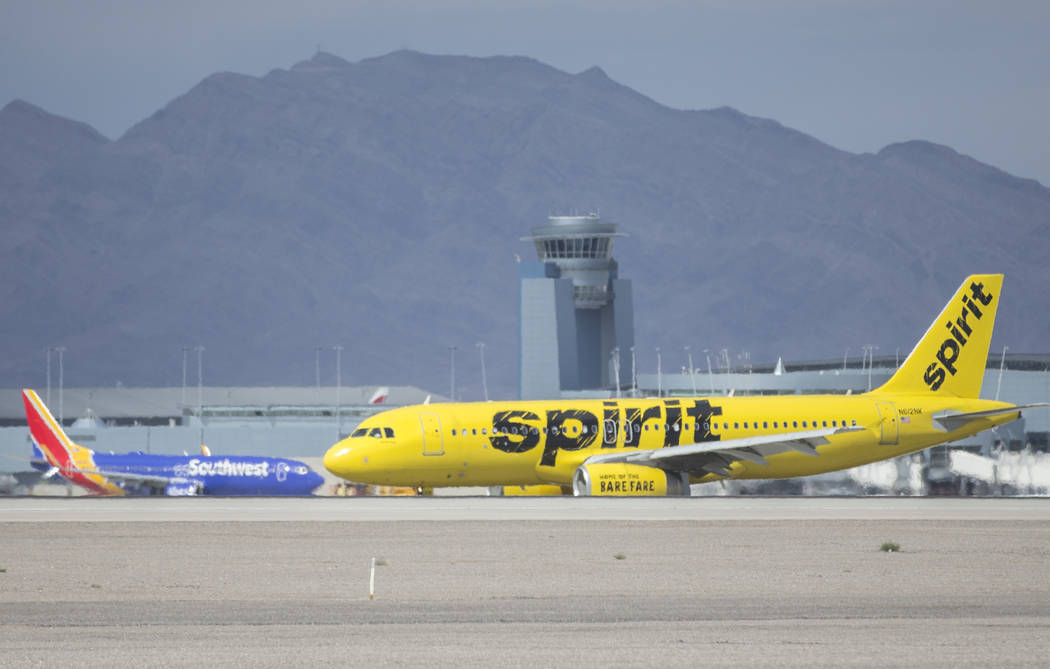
[933,403,1048,432]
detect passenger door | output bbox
[420,413,444,456]
[875,401,899,445]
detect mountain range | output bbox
[2,50,1048,400]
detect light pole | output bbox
[861,345,871,390]
[449,346,457,402]
[843,347,849,371]
[685,346,696,395]
[996,345,1009,401]
[333,345,344,439]
[45,346,53,407]
[703,349,714,394]
[195,345,204,446]
[863,345,878,391]
[611,347,621,399]
[630,346,637,398]
[895,347,900,369]
[55,346,66,426]
[655,347,662,397]
[181,347,188,406]
[315,346,322,391]
[721,348,731,375]
[477,342,489,401]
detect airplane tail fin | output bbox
[22,389,92,475]
[369,387,390,405]
[875,274,1002,398]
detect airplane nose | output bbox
[323,443,354,479]
[307,471,325,492]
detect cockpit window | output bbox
[384,427,395,438]
[351,428,368,438]
[294,466,309,475]
[368,427,383,438]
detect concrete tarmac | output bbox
[1,497,1049,668]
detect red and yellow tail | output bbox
[22,389,122,495]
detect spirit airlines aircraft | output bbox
[324,275,1045,495]
[23,390,325,496]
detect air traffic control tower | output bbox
[519,214,634,399]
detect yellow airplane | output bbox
[324,274,1045,495]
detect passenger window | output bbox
[801,421,807,428]
[773,422,778,428]
[763,422,768,429]
[733,422,739,429]
[384,428,395,438]
[743,422,749,429]
[451,429,457,436]
[792,421,798,428]
[822,421,827,428]
[472,429,477,436]
[851,420,857,426]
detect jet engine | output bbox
[572,463,690,497]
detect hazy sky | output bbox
[2,0,1048,185]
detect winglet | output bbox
[876,274,1002,398]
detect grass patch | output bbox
[613,553,626,561]
[0,568,6,573]
[375,558,388,567]
[879,542,901,553]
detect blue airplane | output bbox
[23,389,324,496]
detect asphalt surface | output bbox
[1,497,1049,667]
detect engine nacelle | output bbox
[164,481,201,496]
[496,484,570,496]
[572,463,690,497]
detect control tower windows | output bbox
[541,237,613,260]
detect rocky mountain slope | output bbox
[2,50,1048,399]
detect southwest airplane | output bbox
[324,274,1046,495]
[23,389,325,495]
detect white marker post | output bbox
[369,556,376,600]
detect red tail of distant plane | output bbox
[22,389,121,495]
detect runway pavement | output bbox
[1,497,1049,667]
[4,495,1050,521]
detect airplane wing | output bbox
[933,403,1049,432]
[584,426,866,477]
